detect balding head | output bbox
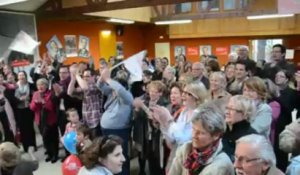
[238,46,249,60]
[192,62,205,79]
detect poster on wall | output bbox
[199,45,212,56]
[230,45,244,54]
[155,42,171,64]
[116,41,124,57]
[187,47,199,56]
[216,47,228,55]
[46,35,65,63]
[78,35,90,58]
[64,35,77,57]
[174,46,186,58]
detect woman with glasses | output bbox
[222,95,257,162]
[242,77,272,138]
[169,106,234,175]
[78,135,126,175]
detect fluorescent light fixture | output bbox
[101,30,111,36]
[0,0,27,6]
[247,14,294,20]
[107,18,134,24]
[155,19,192,25]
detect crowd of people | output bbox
[0,44,299,175]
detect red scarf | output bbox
[184,140,220,175]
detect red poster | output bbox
[187,47,199,56]
[215,47,228,55]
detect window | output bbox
[224,0,236,10]
[174,3,192,13]
[198,0,220,12]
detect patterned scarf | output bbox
[184,140,220,175]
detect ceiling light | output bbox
[247,14,294,20]
[107,18,134,24]
[0,0,27,6]
[155,20,192,25]
[101,30,111,36]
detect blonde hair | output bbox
[147,80,166,93]
[36,78,49,87]
[230,95,256,121]
[209,71,227,89]
[243,77,267,100]
[185,82,207,106]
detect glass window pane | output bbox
[224,0,236,10]
[198,0,219,11]
[175,3,191,13]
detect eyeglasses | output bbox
[234,155,261,165]
[182,91,197,99]
[225,106,243,113]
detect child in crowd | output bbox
[61,108,81,161]
[76,124,92,157]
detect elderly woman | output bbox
[30,78,59,163]
[209,71,231,100]
[132,80,168,175]
[223,95,257,161]
[152,83,207,170]
[169,106,234,175]
[242,77,272,138]
[234,134,284,175]
[97,68,133,175]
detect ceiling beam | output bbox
[37,0,209,18]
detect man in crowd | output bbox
[192,62,209,89]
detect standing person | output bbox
[262,44,296,82]
[78,135,126,175]
[168,106,234,175]
[30,78,59,163]
[242,77,272,138]
[68,65,103,138]
[228,60,248,95]
[191,62,209,89]
[97,68,133,175]
[14,71,36,152]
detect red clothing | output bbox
[30,90,57,125]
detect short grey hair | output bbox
[236,134,276,166]
[164,66,176,75]
[192,106,226,136]
[229,95,256,121]
[36,78,49,87]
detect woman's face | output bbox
[170,87,182,105]
[37,83,47,93]
[275,71,288,86]
[182,87,196,107]
[192,121,219,149]
[243,85,259,100]
[149,87,162,102]
[18,72,26,82]
[209,75,222,92]
[225,98,245,126]
[100,145,125,174]
[68,111,79,123]
[225,65,235,79]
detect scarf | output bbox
[184,140,220,175]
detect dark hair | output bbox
[277,69,292,81]
[143,70,153,77]
[142,59,149,66]
[17,71,28,80]
[114,69,129,90]
[207,59,220,72]
[162,57,169,64]
[83,69,94,76]
[235,60,248,71]
[59,65,69,72]
[76,124,91,138]
[80,135,123,169]
[169,82,183,93]
[273,44,286,54]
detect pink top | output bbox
[269,101,281,145]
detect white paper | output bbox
[286,49,295,59]
[9,31,39,55]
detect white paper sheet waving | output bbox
[123,50,146,83]
[9,31,39,55]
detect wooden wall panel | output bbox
[170,15,300,38]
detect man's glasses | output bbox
[234,155,261,165]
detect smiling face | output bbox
[234,143,269,175]
[170,86,182,105]
[225,98,245,126]
[100,145,125,174]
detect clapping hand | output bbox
[151,105,173,128]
